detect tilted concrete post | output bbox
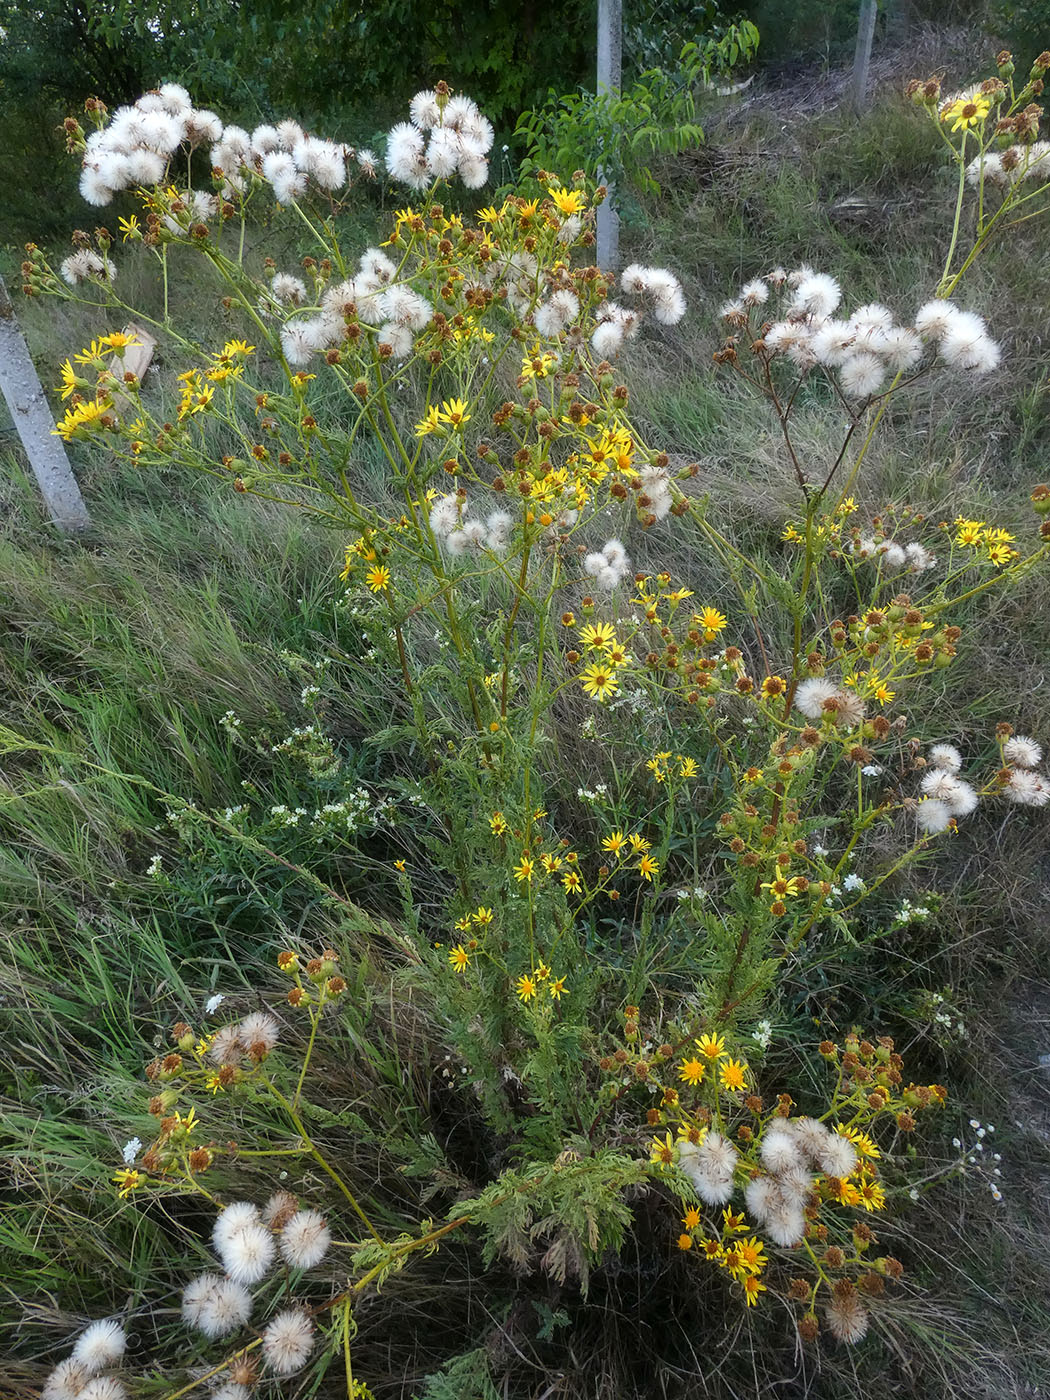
[852,0,879,112]
[0,277,91,532]
[596,0,622,273]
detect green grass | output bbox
[3,56,1050,1400]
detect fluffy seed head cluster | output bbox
[429,494,516,557]
[793,678,866,728]
[59,249,116,287]
[282,246,434,366]
[916,744,982,831]
[848,536,936,572]
[212,1201,276,1284]
[261,1309,316,1375]
[583,538,631,590]
[279,1209,332,1269]
[826,1288,870,1343]
[77,85,370,210]
[385,89,494,191]
[181,1273,254,1338]
[534,289,580,338]
[966,142,1050,190]
[678,1129,738,1204]
[43,1321,128,1400]
[746,1117,856,1245]
[725,268,1001,391]
[619,264,687,326]
[208,1010,280,1066]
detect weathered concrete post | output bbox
[852,0,879,112]
[0,277,91,532]
[596,0,622,273]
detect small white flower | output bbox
[842,873,865,892]
[205,994,225,1015]
[121,1137,142,1165]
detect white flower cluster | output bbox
[576,781,609,803]
[747,1118,858,1245]
[1002,733,1050,807]
[792,677,866,729]
[966,141,1050,190]
[428,493,515,557]
[915,743,979,833]
[43,1319,127,1400]
[722,265,1001,392]
[847,535,936,572]
[582,538,631,590]
[895,897,932,923]
[179,1196,327,1374]
[385,89,494,191]
[590,264,687,358]
[77,83,374,212]
[951,1118,1002,1202]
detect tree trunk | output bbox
[852,0,878,112]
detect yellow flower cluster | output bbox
[954,517,1019,566]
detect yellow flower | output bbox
[118,214,141,241]
[602,830,627,856]
[873,680,895,705]
[415,405,442,437]
[742,1274,767,1307]
[517,198,539,219]
[97,331,140,353]
[220,339,255,360]
[448,944,470,973]
[719,1058,749,1092]
[761,675,787,699]
[856,1176,886,1211]
[515,972,537,1001]
[697,607,728,640]
[677,756,698,778]
[722,1208,747,1233]
[394,859,406,872]
[578,621,617,650]
[562,869,582,894]
[548,976,568,1001]
[365,564,391,592]
[59,359,81,400]
[987,541,1017,566]
[781,523,802,543]
[942,94,991,131]
[53,397,110,441]
[513,855,534,883]
[548,186,586,216]
[954,517,985,547]
[678,1058,706,1085]
[477,203,506,224]
[649,1132,676,1166]
[437,397,470,428]
[454,915,472,932]
[695,1033,726,1059]
[112,1168,143,1198]
[489,811,508,836]
[628,833,651,853]
[838,1125,881,1160]
[677,1233,694,1250]
[472,906,493,925]
[735,1236,767,1274]
[682,1206,702,1230]
[646,755,669,783]
[579,662,619,701]
[636,853,659,882]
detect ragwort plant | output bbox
[19,53,1050,1393]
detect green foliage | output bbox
[514,22,759,196]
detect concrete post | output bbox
[0,278,91,532]
[852,0,879,112]
[596,0,622,273]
